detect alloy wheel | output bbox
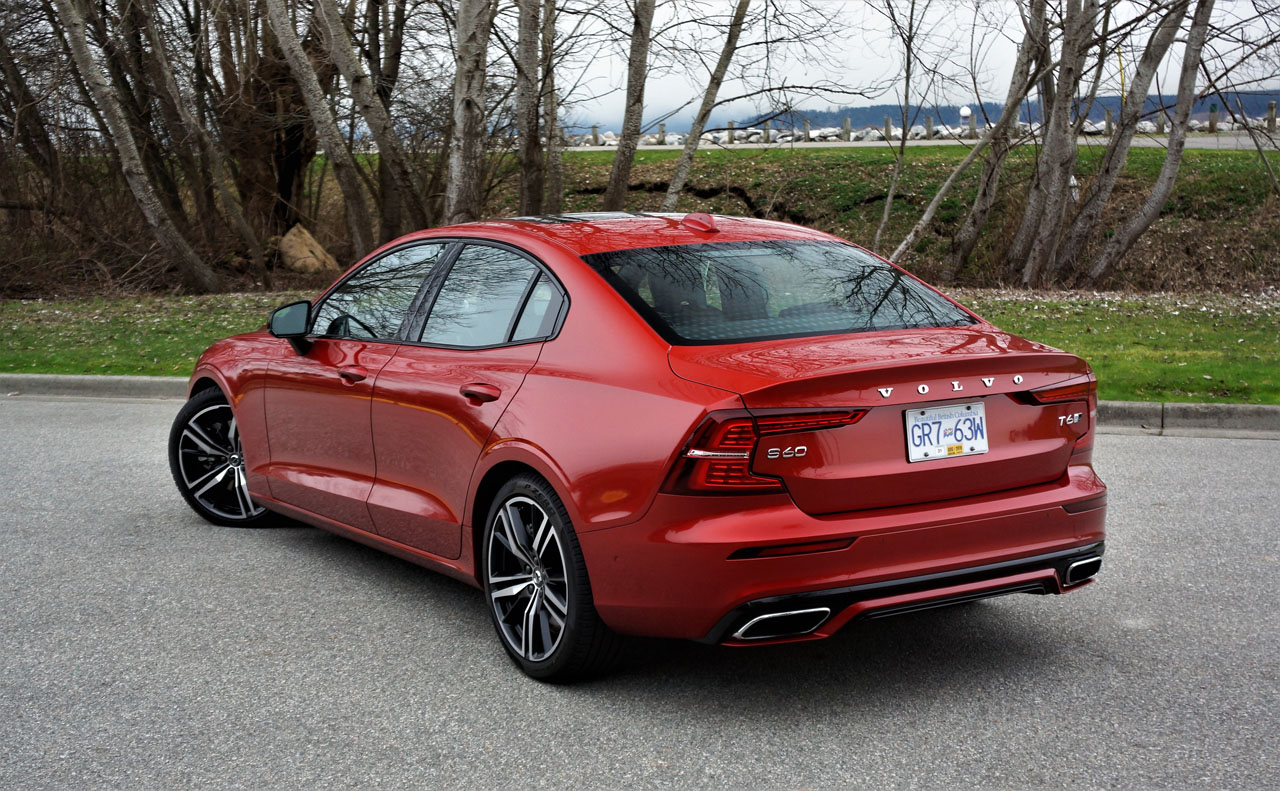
[486,495,570,662]
[175,403,265,522]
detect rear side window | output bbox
[419,245,542,348]
[583,240,976,344]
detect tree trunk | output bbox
[602,0,656,211]
[313,0,428,233]
[50,0,219,293]
[873,0,921,255]
[516,0,544,214]
[1013,0,1098,286]
[264,0,375,257]
[140,0,270,287]
[444,0,495,225]
[1045,0,1186,281]
[660,0,751,212]
[1086,0,1215,285]
[541,0,563,213]
[939,0,1046,279]
[0,29,62,202]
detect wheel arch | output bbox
[466,445,585,574]
[187,364,231,401]
[190,376,223,398]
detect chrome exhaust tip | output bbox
[1064,555,1103,586]
[732,607,832,641]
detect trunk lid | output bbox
[668,326,1093,514]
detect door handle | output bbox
[338,365,368,383]
[460,382,502,405]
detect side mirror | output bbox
[269,300,312,354]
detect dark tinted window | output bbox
[419,245,540,347]
[583,240,976,344]
[312,243,445,340]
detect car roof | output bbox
[412,213,835,257]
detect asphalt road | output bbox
[2,397,1276,789]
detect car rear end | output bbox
[572,232,1106,644]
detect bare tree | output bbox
[265,0,375,257]
[871,0,936,255]
[1011,0,1100,285]
[314,0,428,235]
[541,0,564,212]
[601,0,656,211]
[137,0,269,284]
[1086,0,1215,283]
[928,0,1048,277]
[50,0,218,292]
[445,0,497,224]
[1044,0,1189,280]
[516,0,544,214]
[659,0,750,211]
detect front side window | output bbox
[312,243,445,340]
[419,245,545,348]
[582,240,977,344]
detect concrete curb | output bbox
[1,373,188,400]
[1098,399,1280,434]
[3,374,1278,436]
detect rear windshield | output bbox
[582,240,977,345]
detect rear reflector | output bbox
[728,538,855,560]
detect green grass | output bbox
[959,290,1280,404]
[542,145,1280,290]
[3,290,1277,403]
[0,292,308,377]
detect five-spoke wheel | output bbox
[168,388,270,527]
[481,475,622,681]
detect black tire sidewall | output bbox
[168,388,271,528]
[481,474,594,680]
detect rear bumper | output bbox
[699,541,1103,644]
[577,463,1106,642]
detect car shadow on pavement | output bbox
[265,520,1097,712]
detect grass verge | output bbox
[2,290,1276,404]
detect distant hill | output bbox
[580,91,1280,133]
[732,92,1280,131]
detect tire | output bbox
[168,387,273,528]
[481,473,623,682]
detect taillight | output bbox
[1018,373,1097,460]
[663,409,866,495]
[1022,373,1097,404]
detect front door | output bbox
[263,242,448,529]
[368,243,567,557]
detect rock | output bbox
[279,224,340,275]
[908,124,927,140]
[1136,120,1156,134]
[866,129,884,142]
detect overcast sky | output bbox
[555,0,1274,132]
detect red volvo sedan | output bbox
[169,212,1106,681]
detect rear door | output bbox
[263,242,448,529]
[367,242,566,557]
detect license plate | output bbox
[905,402,989,463]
